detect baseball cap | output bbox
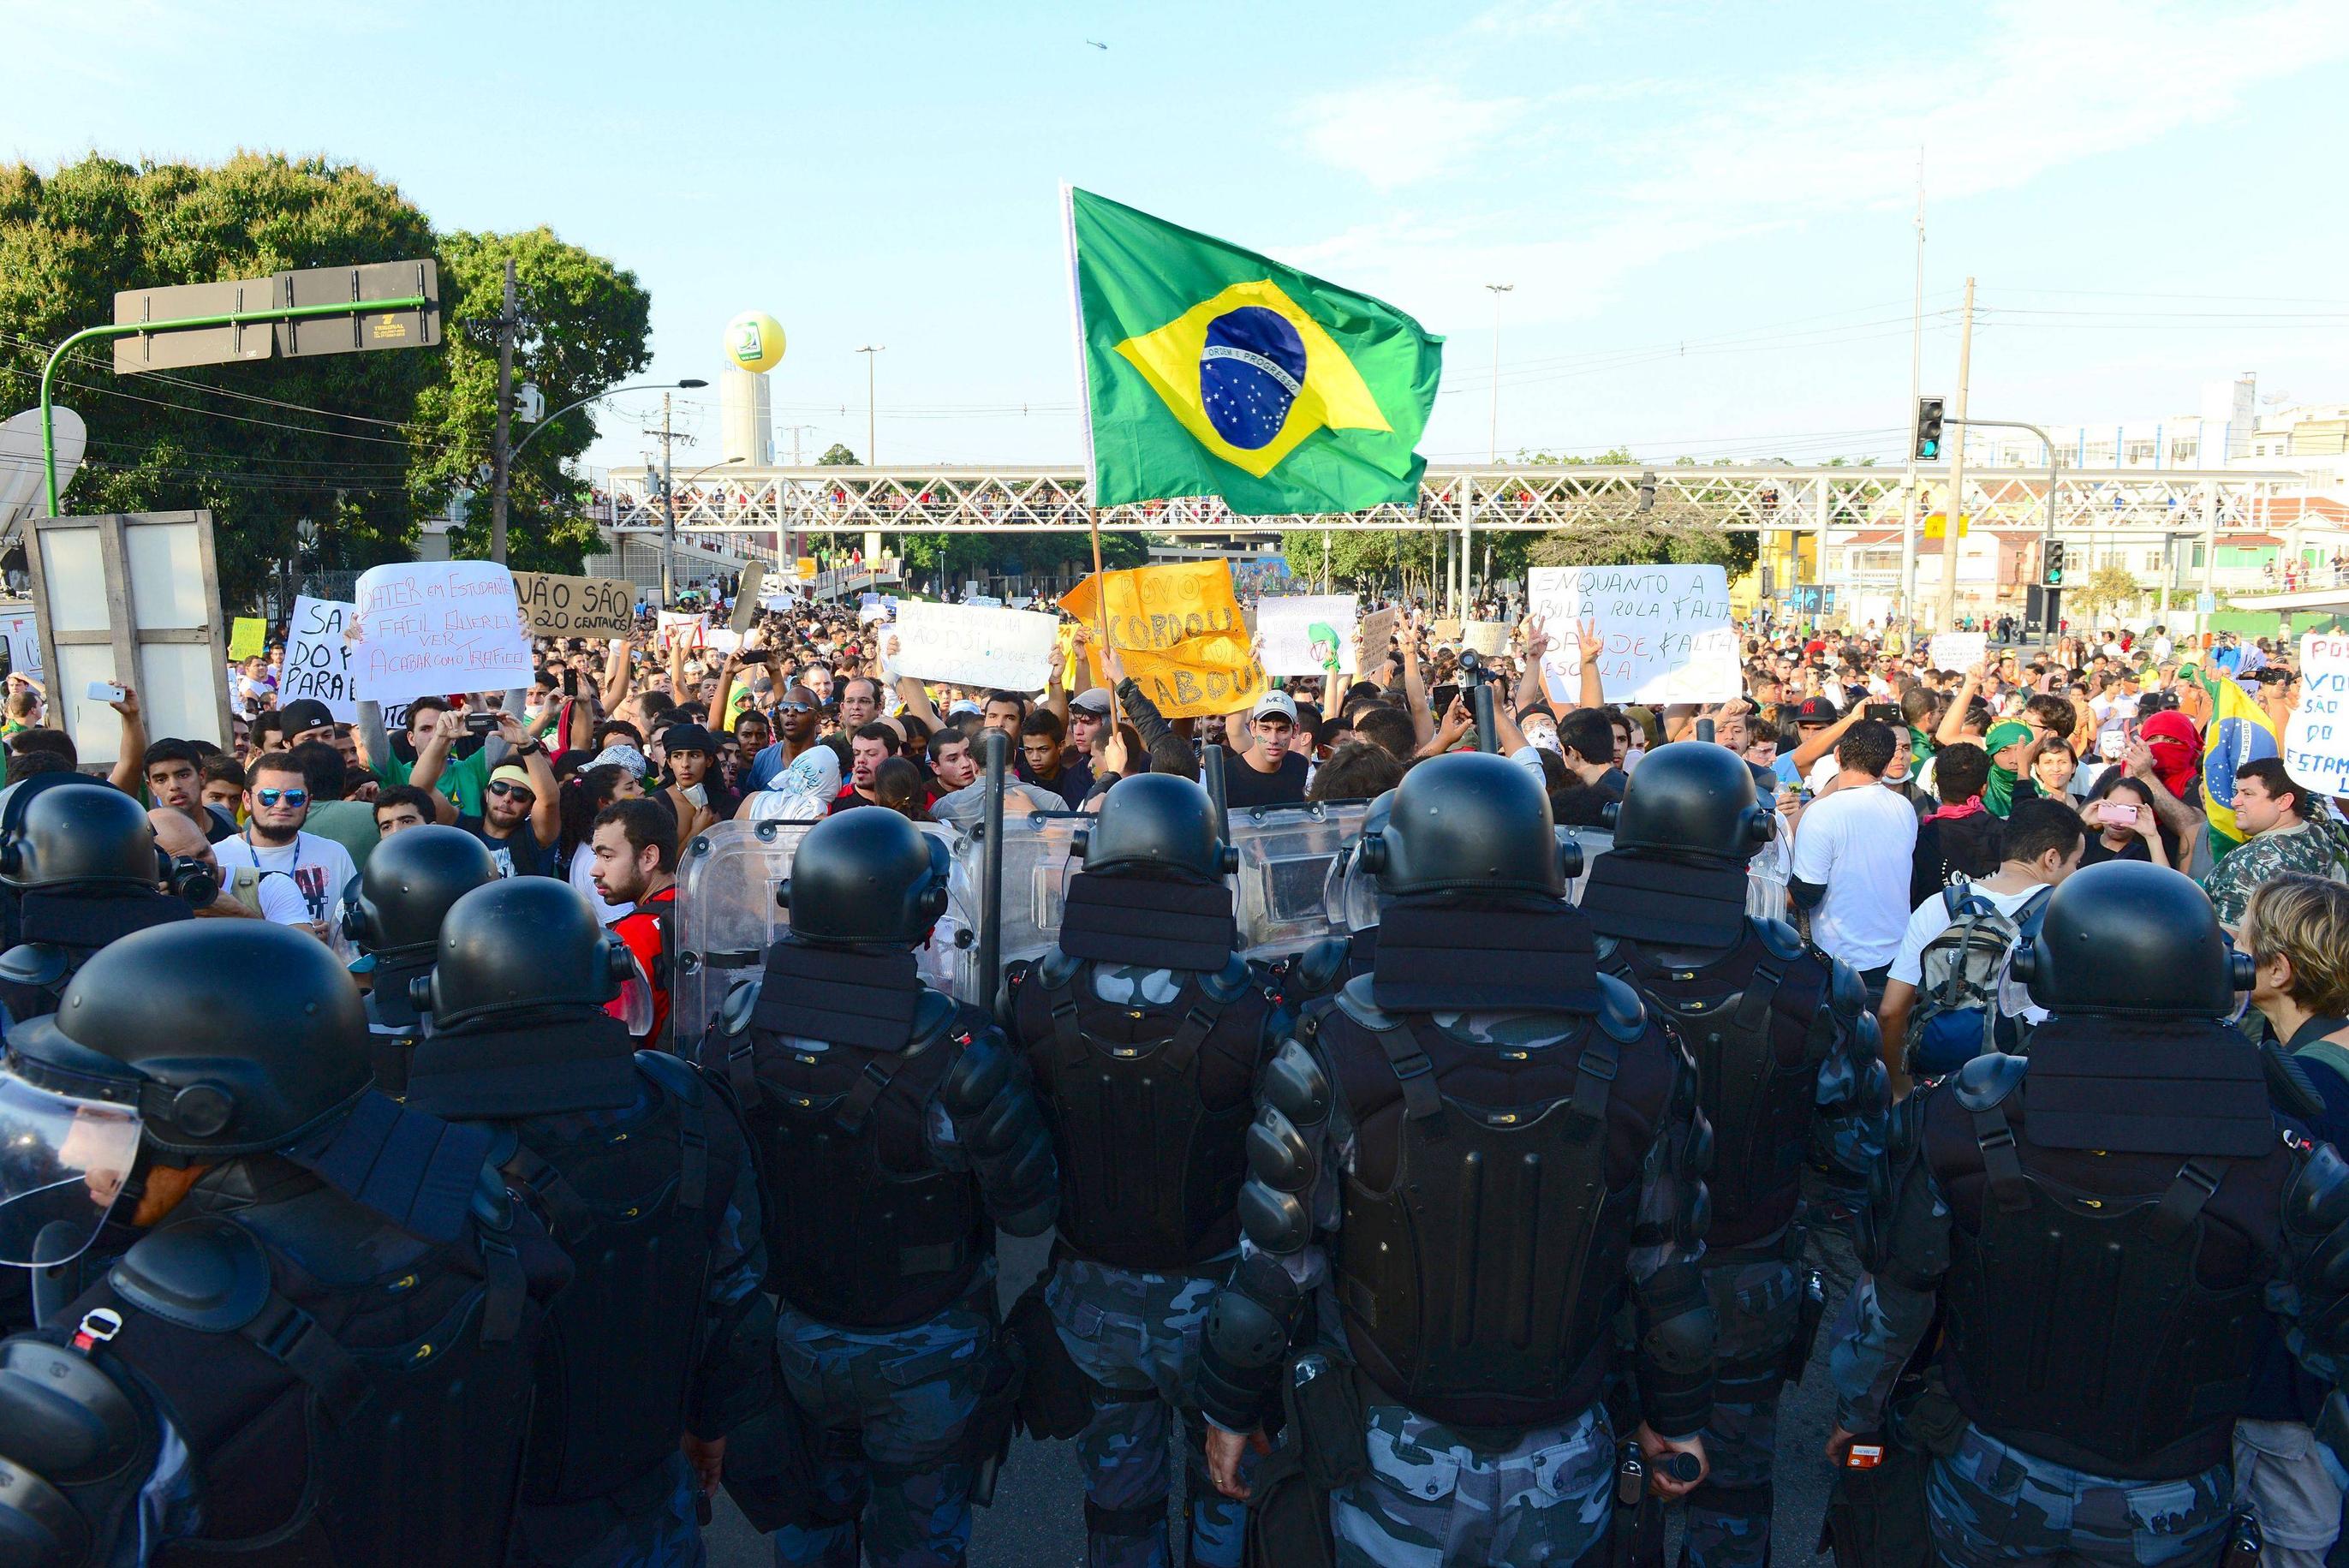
[1070,689,1112,717]
[277,698,337,736]
[1792,697,1839,724]
[1251,690,1299,724]
[947,699,983,718]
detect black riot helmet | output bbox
[1356,751,1568,899]
[1074,773,1236,880]
[422,878,633,1029]
[0,775,163,891]
[2011,861,2249,1018]
[1603,741,1775,863]
[342,825,500,958]
[780,808,950,946]
[6,921,370,1162]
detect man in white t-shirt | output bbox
[216,751,359,954]
[1787,718,1917,993]
[1875,796,2085,1094]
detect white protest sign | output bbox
[1929,631,1988,672]
[0,605,39,679]
[1464,620,1511,657]
[280,595,359,722]
[2285,633,2349,799]
[1255,594,1357,677]
[890,600,1062,692]
[1529,564,1739,705]
[351,561,534,706]
[656,611,704,649]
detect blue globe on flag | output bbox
[2204,712,2278,810]
[1199,306,1306,450]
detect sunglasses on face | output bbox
[486,781,535,802]
[777,701,814,714]
[255,788,308,808]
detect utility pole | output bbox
[490,256,517,563]
[778,423,816,465]
[1899,150,1923,642]
[644,393,696,608]
[1935,276,1976,633]
[856,345,885,463]
[1484,283,1513,464]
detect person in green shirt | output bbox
[356,694,514,819]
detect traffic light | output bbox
[2043,540,2066,587]
[1914,396,1945,462]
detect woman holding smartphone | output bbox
[2079,774,2168,867]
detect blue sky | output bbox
[9,0,2349,475]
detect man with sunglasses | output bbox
[218,750,359,951]
[740,682,827,794]
[454,720,561,879]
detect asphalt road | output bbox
[707,1228,1847,1566]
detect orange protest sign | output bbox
[1060,561,1265,719]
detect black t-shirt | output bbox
[457,814,554,879]
[2080,833,2152,867]
[202,804,238,844]
[1221,747,1309,808]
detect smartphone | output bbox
[1866,702,1899,724]
[464,712,498,735]
[86,680,125,703]
[2102,802,2138,826]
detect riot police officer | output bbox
[999,772,1285,1568]
[0,919,569,1565]
[1581,741,1886,1566]
[1274,790,1392,1009]
[1827,861,2349,1565]
[340,822,498,1093]
[704,807,1058,1568]
[402,875,773,1566]
[0,773,206,1023]
[1196,752,1717,1566]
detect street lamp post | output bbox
[1945,415,2060,648]
[1483,284,1513,466]
[498,378,707,564]
[856,345,885,464]
[664,454,744,609]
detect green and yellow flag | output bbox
[1066,188,1442,516]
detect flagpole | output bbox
[1062,182,1123,725]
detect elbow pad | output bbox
[1637,1258,1717,1440]
[2285,1142,2349,1357]
[939,1033,1060,1237]
[1278,940,1352,1007]
[1196,1250,1305,1433]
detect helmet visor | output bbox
[605,963,656,1039]
[0,1070,142,1267]
[1324,844,1382,936]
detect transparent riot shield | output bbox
[946,808,1089,1002]
[1230,800,1369,963]
[671,817,973,1050]
[1561,826,1792,924]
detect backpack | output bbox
[1905,884,2052,1079]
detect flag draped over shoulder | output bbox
[1066,188,1442,516]
[2185,660,2280,856]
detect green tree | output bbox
[413,227,652,572]
[816,443,858,465]
[2068,562,2143,625]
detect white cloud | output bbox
[1293,80,1529,188]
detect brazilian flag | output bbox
[1066,188,1442,516]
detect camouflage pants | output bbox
[2231,1419,2344,1565]
[1329,1401,1614,1567]
[1046,1255,1249,1568]
[510,1452,705,1567]
[1927,1421,2232,1565]
[1679,1254,1798,1568]
[768,1298,996,1568]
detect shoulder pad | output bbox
[1953,1052,2029,1112]
[2285,1141,2349,1240]
[1036,948,1083,990]
[107,1216,271,1333]
[907,987,961,1049]
[1827,958,1869,1022]
[718,979,760,1039]
[1199,951,1252,1003]
[1595,972,1648,1045]
[0,942,69,993]
[1262,1038,1332,1127]
[1753,918,1808,963]
[1284,937,1351,1001]
[633,1046,706,1105]
[0,1333,143,1499]
[1333,973,1398,1033]
[1883,1088,1930,1166]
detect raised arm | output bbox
[105,687,148,795]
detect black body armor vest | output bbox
[76,1150,553,1566]
[736,984,993,1329]
[1314,975,1661,1429]
[1005,948,1276,1271]
[0,887,193,1024]
[1599,923,1828,1249]
[1936,1029,2290,1478]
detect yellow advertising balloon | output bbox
[725,311,787,373]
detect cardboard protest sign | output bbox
[511,571,635,637]
[350,561,533,705]
[891,601,1063,692]
[1430,617,1462,642]
[1062,561,1263,719]
[1255,594,1357,677]
[0,606,40,679]
[280,595,359,722]
[2285,633,2349,798]
[229,617,266,659]
[1529,564,1738,705]
[1928,631,1988,672]
[1464,620,1511,657]
[1355,607,1398,666]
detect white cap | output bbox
[1251,690,1299,724]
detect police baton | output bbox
[1201,736,1231,843]
[978,728,1007,990]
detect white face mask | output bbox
[1523,722,1559,753]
